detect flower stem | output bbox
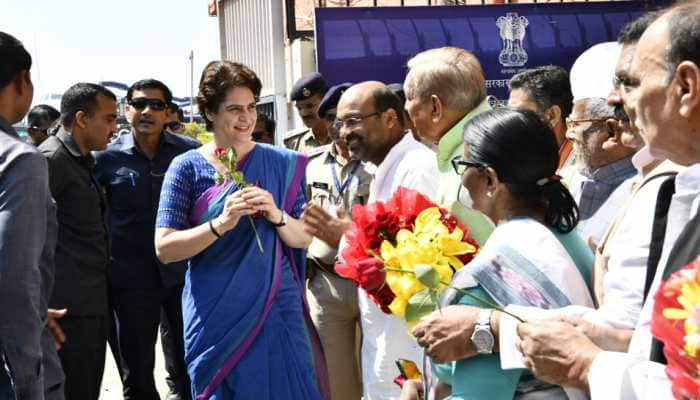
[439,280,525,322]
[380,267,524,322]
[248,216,264,254]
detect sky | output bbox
[2,0,220,105]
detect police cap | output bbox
[290,72,329,101]
[317,82,353,118]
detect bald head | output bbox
[336,81,406,165]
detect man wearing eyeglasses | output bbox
[336,81,439,399]
[566,42,639,245]
[94,79,199,400]
[301,82,373,400]
[27,104,60,146]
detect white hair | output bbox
[404,46,486,111]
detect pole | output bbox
[189,50,194,123]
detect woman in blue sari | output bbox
[401,108,594,400]
[155,61,329,400]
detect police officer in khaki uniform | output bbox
[301,83,372,400]
[284,72,331,154]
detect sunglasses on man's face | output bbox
[129,97,167,112]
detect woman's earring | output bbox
[486,191,493,198]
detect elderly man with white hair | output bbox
[406,14,679,400]
[566,42,640,245]
[403,46,494,245]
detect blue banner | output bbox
[315,2,663,101]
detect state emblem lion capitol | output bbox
[497,12,529,67]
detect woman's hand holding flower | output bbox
[240,186,283,224]
[216,190,255,233]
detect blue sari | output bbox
[156,144,330,400]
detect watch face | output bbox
[472,328,495,353]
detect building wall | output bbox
[219,0,275,97]
[217,0,290,142]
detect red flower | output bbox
[336,186,479,314]
[367,284,396,314]
[214,147,226,158]
[386,186,435,223]
[651,258,700,399]
[336,258,386,291]
[336,257,396,313]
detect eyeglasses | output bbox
[128,97,167,112]
[565,117,614,130]
[29,125,49,134]
[332,112,380,131]
[451,157,488,175]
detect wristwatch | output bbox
[470,308,495,354]
[272,210,287,227]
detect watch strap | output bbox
[272,210,287,227]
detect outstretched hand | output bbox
[301,203,351,247]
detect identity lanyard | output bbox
[331,159,361,197]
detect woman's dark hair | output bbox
[463,107,579,233]
[197,61,262,131]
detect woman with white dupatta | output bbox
[402,108,595,400]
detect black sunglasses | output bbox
[451,157,488,175]
[129,97,167,111]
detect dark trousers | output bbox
[113,285,189,400]
[160,309,191,398]
[57,316,107,400]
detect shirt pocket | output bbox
[108,167,148,211]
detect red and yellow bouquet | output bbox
[652,257,700,399]
[335,187,480,323]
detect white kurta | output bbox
[587,163,700,399]
[497,150,688,399]
[359,133,439,399]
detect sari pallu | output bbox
[184,145,329,400]
[431,218,594,400]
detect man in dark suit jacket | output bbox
[39,82,119,400]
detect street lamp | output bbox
[189,50,194,123]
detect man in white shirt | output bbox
[336,81,439,399]
[409,10,694,399]
[515,4,700,398]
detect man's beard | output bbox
[575,144,594,177]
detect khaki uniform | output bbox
[284,127,327,155]
[305,144,372,400]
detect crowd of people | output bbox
[0,1,699,399]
